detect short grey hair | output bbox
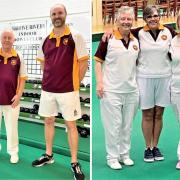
[116,6,134,20]
[0,28,15,40]
[143,5,160,20]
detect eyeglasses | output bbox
[146,15,159,20]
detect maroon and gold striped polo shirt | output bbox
[37,25,88,93]
[0,49,27,105]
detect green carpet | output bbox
[0,139,90,180]
[1,119,90,161]
[92,41,180,180]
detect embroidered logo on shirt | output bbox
[161,35,167,40]
[11,59,17,66]
[74,109,78,116]
[63,38,69,45]
[133,45,138,51]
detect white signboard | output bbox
[0,14,90,85]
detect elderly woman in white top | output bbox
[169,14,180,169]
[94,6,139,169]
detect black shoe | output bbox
[152,147,164,161]
[144,148,154,162]
[71,162,85,180]
[32,154,54,167]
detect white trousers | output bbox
[171,92,180,160]
[0,105,19,155]
[100,91,139,160]
[178,141,180,160]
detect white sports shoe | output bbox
[119,156,134,166]
[122,158,134,166]
[10,154,19,164]
[107,159,122,170]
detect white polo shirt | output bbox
[94,30,139,93]
[137,24,173,78]
[170,34,180,93]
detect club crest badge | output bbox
[133,45,138,51]
[11,59,17,66]
[63,38,68,45]
[161,35,167,40]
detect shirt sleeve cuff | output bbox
[19,76,28,80]
[94,56,104,63]
[78,55,89,61]
[36,57,44,62]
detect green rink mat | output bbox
[92,40,180,180]
[0,139,90,180]
[1,119,90,161]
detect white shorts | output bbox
[38,90,81,121]
[137,77,171,110]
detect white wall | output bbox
[0,0,90,21]
[0,0,91,81]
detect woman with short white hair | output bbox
[94,6,139,169]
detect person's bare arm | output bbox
[102,29,113,42]
[40,60,45,71]
[11,78,26,108]
[95,61,104,98]
[79,60,88,82]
